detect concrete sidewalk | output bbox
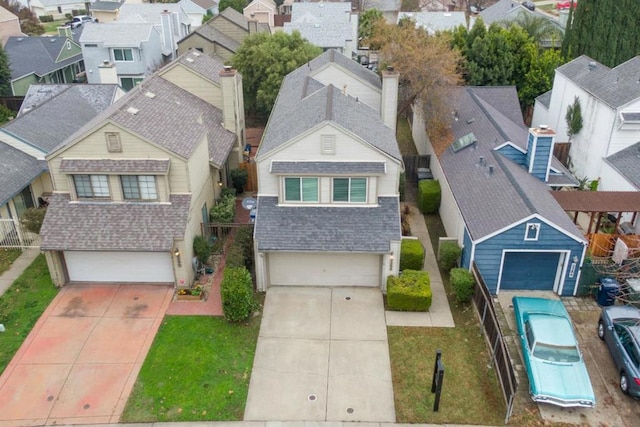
[0,248,40,298]
[385,203,455,328]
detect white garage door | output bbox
[64,251,174,283]
[268,253,381,287]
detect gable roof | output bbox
[217,6,249,30]
[479,0,531,25]
[40,193,191,251]
[439,86,583,241]
[118,3,191,26]
[79,22,155,47]
[556,55,640,109]
[191,0,218,10]
[4,36,83,80]
[54,52,235,165]
[163,48,226,84]
[3,84,121,154]
[284,2,353,48]
[604,142,640,190]
[185,24,241,51]
[0,143,46,207]
[397,11,467,34]
[91,1,124,12]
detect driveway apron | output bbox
[244,287,395,422]
[0,284,173,426]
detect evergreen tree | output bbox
[0,45,11,96]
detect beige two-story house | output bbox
[253,49,402,291]
[40,50,245,287]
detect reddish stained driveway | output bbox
[0,284,173,426]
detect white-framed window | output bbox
[121,175,158,200]
[113,48,134,62]
[524,222,540,241]
[332,177,367,203]
[284,177,318,202]
[321,134,335,155]
[74,175,110,199]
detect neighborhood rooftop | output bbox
[79,22,155,47]
[0,144,45,207]
[604,142,640,189]
[4,36,82,81]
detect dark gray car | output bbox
[598,305,640,397]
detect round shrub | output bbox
[221,266,255,322]
[450,267,475,303]
[416,179,441,214]
[439,241,461,271]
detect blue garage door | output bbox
[501,252,560,290]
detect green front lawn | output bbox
[0,249,22,275]
[121,314,261,422]
[388,213,505,425]
[42,19,69,34]
[0,254,58,373]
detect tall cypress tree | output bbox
[0,45,12,96]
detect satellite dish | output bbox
[241,197,257,210]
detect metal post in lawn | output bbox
[431,349,445,412]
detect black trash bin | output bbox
[597,277,620,306]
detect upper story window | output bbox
[74,175,110,199]
[284,177,318,202]
[333,177,367,203]
[120,77,143,92]
[121,175,158,200]
[113,48,134,62]
[525,222,540,241]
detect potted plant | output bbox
[230,168,248,194]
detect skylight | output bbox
[450,132,477,153]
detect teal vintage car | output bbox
[512,296,596,408]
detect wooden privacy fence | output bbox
[471,262,518,424]
[402,155,431,182]
[238,161,258,192]
[588,233,640,257]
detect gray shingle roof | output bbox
[556,55,640,109]
[3,84,120,154]
[604,142,640,190]
[4,85,118,155]
[118,3,191,26]
[365,0,401,13]
[189,25,241,51]
[271,161,386,174]
[173,49,225,83]
[397,11,467,34]
[0,143,46,206]
[60,159,170,173]
[79,22,154,47]
[18,84,69,116]
[621,112,640,122]
[259,83,400,161]
[91,1,125,12]
[40,193,191,251]
[479,0,529,25]
[218,7,249,30]
[56,71,235,164]
[284,2,353,48]
[254,196,401,252]
[439,86,584,241]
[4,36,83,80]
[536,90,552,109]
[38,0,83,6]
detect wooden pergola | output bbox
[551,191,640,235]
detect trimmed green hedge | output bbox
[400,238,424,271]
[210,193,236,223]
[387,270,432,311]
[220,266,255,322]
[439,241,461,271]
[417,179,441,214]
[450,268,475,303]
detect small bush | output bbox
[439,241,461,271]
[39,15,54,22]
[221,187,236,198]
[387,270,432,311]
[450,268,475,303]
[234,226,254,265]
[0,105,15,125]
[225,245,245,268]
[400,239,424,271]
[193,235,211,265]
[21,207,47,234]
[210,194,236,223]
[416,179,441,214]
[221,266,255,322]
[230,168,248,193]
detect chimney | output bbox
[57,26,72,38]
[526,126,556,182]
[98,60,119,84]
[219,66,246,167]
[381,65,399,132]
[248,19,258,35]
[160,10,176,60]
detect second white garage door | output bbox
[268,252,381,287]
[64,251,174,283]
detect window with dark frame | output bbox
[74,175,110,199]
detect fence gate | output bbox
[402,155,431,182]
[0,218,41,249]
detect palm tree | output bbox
[505,13,564,49]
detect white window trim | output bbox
[113,48,134,62]
[524,222,540,241]
[332,177,368,204]
[283,177,319,203]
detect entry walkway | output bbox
[245,287,395,422]
[385,203,455,328]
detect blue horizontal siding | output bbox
[461,227,472,269]
[474,220,584,296]
[528,135,553,181]
[495,145,526,166]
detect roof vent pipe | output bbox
[488,165,494,175]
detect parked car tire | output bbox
[598,319,605,340]
[620,372,630,394]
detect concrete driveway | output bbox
[244,287,395,422]
[0,284,173,426]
